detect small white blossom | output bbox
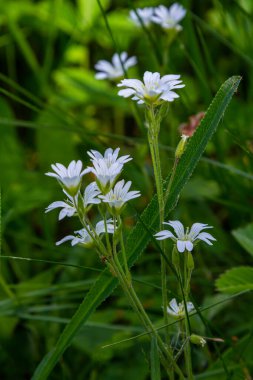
[83,182,101,207]
[45,160,86,196]
[45,199,76,220]
[129,7,154,27]
[118,71,185,105]
[87,148,132,167]
[155,220,216,253]
[85,148,132,190]
[100,180,140,211]
[152,3,186,31]
[95,52,137,80]
[56,219,115,246]
[167,298,194,318]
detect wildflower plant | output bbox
[39,3,242,379]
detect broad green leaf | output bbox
[232,223,253,257]
[32,76,241,380]
[150,336,161,380]
[216,266,253,294]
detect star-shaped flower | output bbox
[56,219,115,247]
[45,160,86,196]
[95,52,137,80]
[100,180,140,212]
[152,3,186,31]
[129,7,154,27]
[118,71,184,106]
[87,148,132,167]
[84,148,132,191]
[154,220,216,253]
[167,298,194,318]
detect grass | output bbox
[1,0,253,379]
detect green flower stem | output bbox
[164,157,179,205]
[182,252,193,380]
[110,254,184,380]
[147,106,170,346]
[117,215,131,284]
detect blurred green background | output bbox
[1,0,253,379]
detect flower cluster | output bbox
[130,3,186,31]
[45,148,140,247]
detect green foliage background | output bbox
[0,0,253,379]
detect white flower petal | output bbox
[185,240,194,251]
[168,221,185,239]
[118,88,136,98]
[196,232,216,245]
[188,223,212,239]
[154,230,175,240]
[177,240,186,253]
[169,298,179,313]
[56,235,75,246]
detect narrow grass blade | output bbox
[32,76,241,380]
[150,336,161,380]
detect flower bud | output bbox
[175,134,188,159]
[187,252,194,271]
[190,334,206,347]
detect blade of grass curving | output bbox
[191,12,253,68]
[32,76,241,380]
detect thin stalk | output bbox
[117,215,131,283]
[110,255,184,379]
[182,253,194,380]
[147,106,170,346]
[164,157,179,205]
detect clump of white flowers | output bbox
[155,220,216,253]
[118,71,185,106]
[95,52,137,81]
[129,3,186,31]
[45,148,140,248]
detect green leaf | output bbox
[32,76,241,380]
[232,223,253,257]
[216,266,253,294]
[150,336,161,380]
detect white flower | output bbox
[100,180,140,211]
[129,7,154,27]
[85,148,132,190]
[45,160,86,196]
[154,220,216,253]
[152,3,186,31]
[56,219,115,246]
[95,52,137,80]
[83,182,101,207]
[118,71,185,105]
[167,298,194,318]
[87,147,132,167]
[45,199,76,220]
